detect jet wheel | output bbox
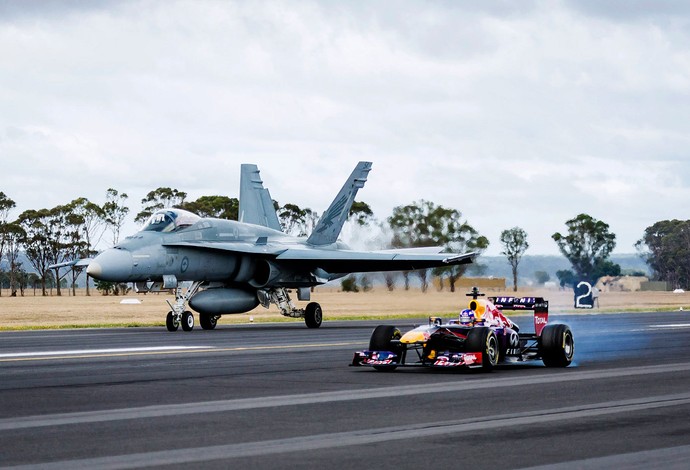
[304,302,323,328]
[181,311,195,332]
[200,313,218,330]
[166,311,179,332]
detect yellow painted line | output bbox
[0,342,365,363]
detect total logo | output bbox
[535,316,548,325]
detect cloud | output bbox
[1,0,689,255]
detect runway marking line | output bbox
[2,361,690,433]
[0,346,214,358]
[0,342,364,363]
[6,393,690,468]
[649,323,690,329]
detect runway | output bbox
[1,312,690,469]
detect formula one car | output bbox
[351,288,574,371]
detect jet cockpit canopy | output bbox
[141,209,200,233]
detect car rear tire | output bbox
[369,325,403,371]
[465,327,499,371]
[540,323,574,367]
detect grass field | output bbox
[1,287,689,330]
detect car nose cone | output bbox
[87,249,133,281]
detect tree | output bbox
[534,270,551,285]
[103,188,130,246]
[500,227,529,292]
[17,209,54,296]
[382,272,397,291]
[591,259,621,280]
[68,197,105,250]
[348,201,374,226]
[552,214,616,284]
[15,271,38,296]
[556,269,576,289]
[636,219,690,289]
[360,274,373,292]
[340,275,359,292]
[16,205,85,297]
[44,205,82,297]
[388,200,488,292]
[1,222,24,296]
[0,192,16,296]
[67,197,105,295]
[135,187,187,224]
[179,196,238,220]
[277,203,315,237]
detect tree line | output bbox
[1,187,687,296]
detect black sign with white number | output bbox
[574,281,594,309]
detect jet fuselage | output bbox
[87,216,346,288]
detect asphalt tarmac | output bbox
[1,311,690,469]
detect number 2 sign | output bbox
[575,281,594,309]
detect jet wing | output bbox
[163,241,288,256]
[275,247,476,273]
[164,240,475,273]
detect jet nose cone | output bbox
[86,249,133,281]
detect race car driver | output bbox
[460,304,519,331]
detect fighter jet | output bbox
[84,162,476,331]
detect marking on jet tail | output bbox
[315,195,349,233]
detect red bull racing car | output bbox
[351,288,574,371]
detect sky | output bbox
[1,0,689,256]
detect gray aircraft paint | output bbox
[78,162,475,329]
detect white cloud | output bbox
[1,0,689,256]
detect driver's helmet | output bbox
[459,309,476,326]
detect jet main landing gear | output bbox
[259,288,323,328]
[164,284,322,332]
[199,312,219,330]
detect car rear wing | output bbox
[488,296,549,336]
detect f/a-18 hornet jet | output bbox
[85,162,476,332]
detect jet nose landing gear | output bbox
[181,311,195,331]
[165,281,204,332]
[166,311,179,332]
[165,310,196,332]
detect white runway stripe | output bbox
[0,346,214,358]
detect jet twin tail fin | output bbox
[239,164,282,231]
[307,161,373,246]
